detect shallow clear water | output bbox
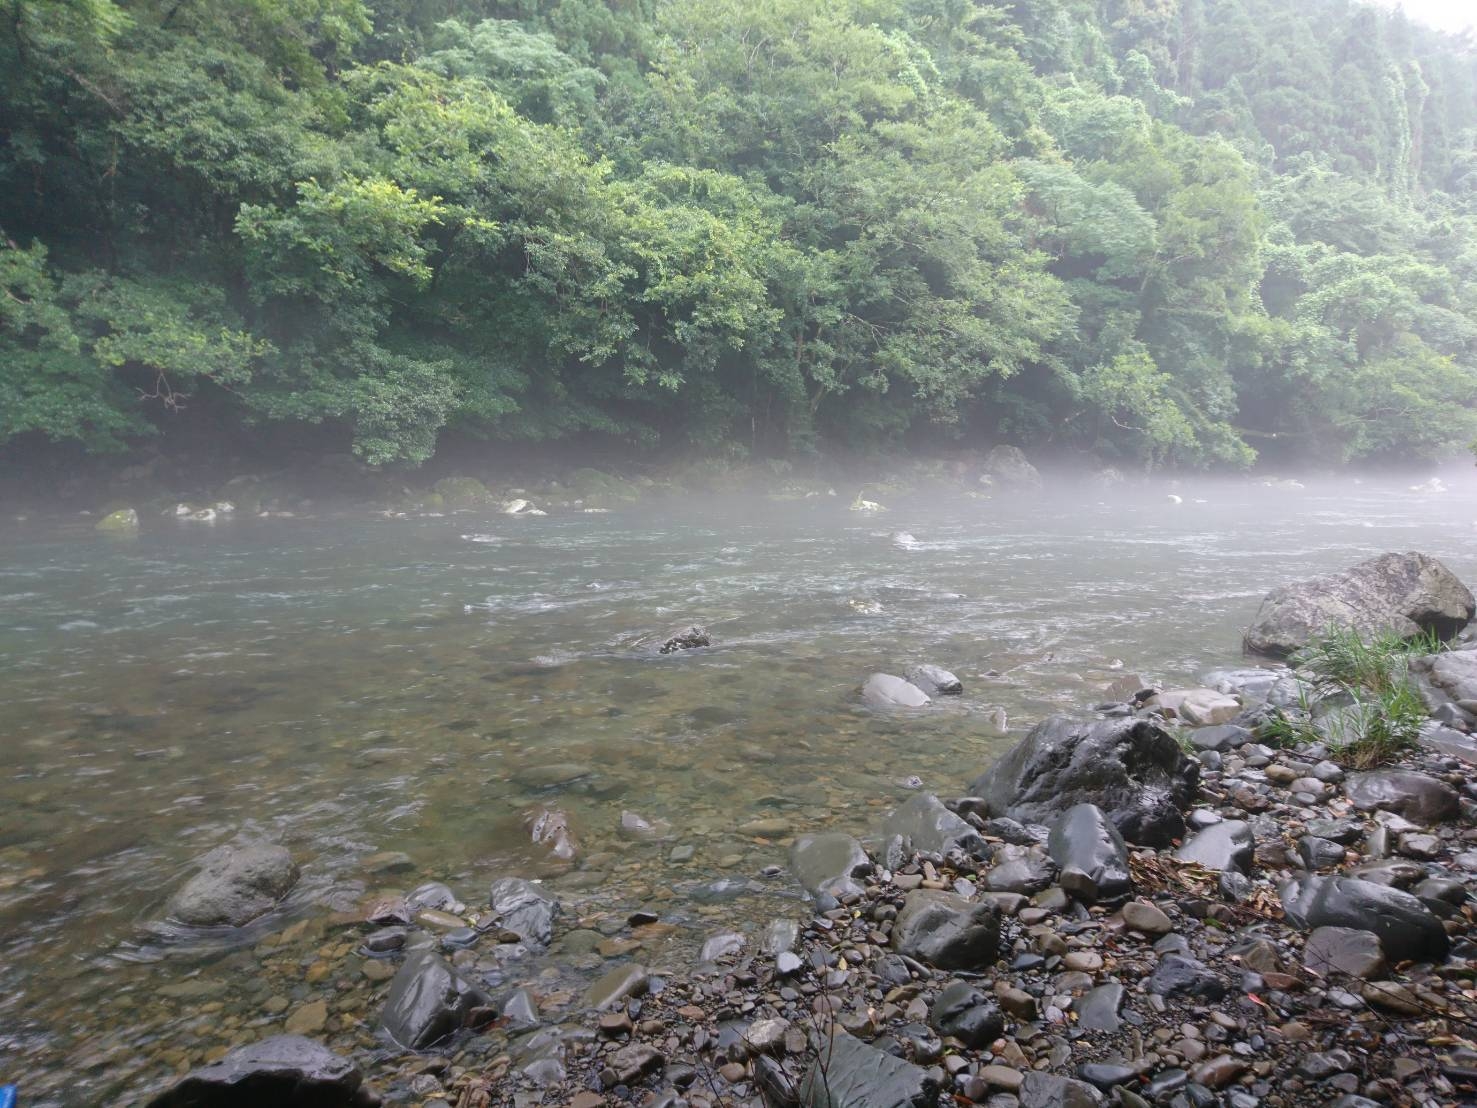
[2,474,1475,1103]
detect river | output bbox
[0,472,1473,1104]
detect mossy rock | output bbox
[96,508,139,533]
[564,468,642,505]
[432,477,491,506]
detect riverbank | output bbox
[137,554,1477,1108]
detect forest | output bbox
[3,0,1476,472]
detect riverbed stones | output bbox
[800,1030,940,1108]
[1047,802,1132,904]
[586,963,651,1010]
[1243,551,1475,657]
[892,889,1001,970]
[1147,953,1226,999]
[1175,819,1254,873]
[967,716,1198,847]
[165,841,299,927]
[884,793,989,860]
[380,950,490,1050]
[791,832,873,901]
[863,673,931,708]
[928,981,1004,1048]
[906,664,963,696]
[1344,769,1461,823]
[1304,926,1387,979]
[145,1035,376,1107]
[1074,983,1125,1032]
[488,877,559,946]
[1122,899,1172,935]
[1279,875,1450,962]
[1018,1071,1105,1108]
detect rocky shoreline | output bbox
[135,552,1477,1108]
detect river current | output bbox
[1,473,1474,1104]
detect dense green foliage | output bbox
[3,0,1476,467]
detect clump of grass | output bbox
[1266,626,1439,768]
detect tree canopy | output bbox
[3,0,1476,468]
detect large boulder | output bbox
[1279,875,1450,963]
[380,951,491,1049]
[983,446,1042,490]
[883,794,989,860]
[862,673,931,708]
[1243,552,1474,658]
[1047,803,1132,904]
[966,717,1198,847]
[790,832,873,902]
[145,1035,377,1107]
[801,1030,939,1108]
[1344,770,1461,824]
[488,878,559,946]
[891,890,1001,971]
[166,842,299,927]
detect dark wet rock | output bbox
[659,626,709,654]
[488,878,559,946]
[791,832,873,901]
[501,988,540,1027]
[801,1031,939,1108]
[1280,875,1450,962]
[380,951,490,1050]
[513,762,594,791]
[165,841,299,927]
[1346,857,1423,888]
[1344,770,1461,824]
[1047,803,1132,904]
[1297,836,1347,870]
[1188,724,1250,753]
[863,673,931,708]
[1175,820,1253,873]
[1306,818,1363,845]
[1074,983,1125,1032]
[1243,551,1474,658]
[927,981,1004,1048]
[892,889,1001,971]
[1303,927,1387,979]
[1018,1071,1105,1107]
[145,1035,377,1107]
[883,793,988,860]
[982,845,1055,894]
[1147,954,1227,999]
[1076,1063,1137,1092]
[906,665,963,696]
[586,963,651,1010]
[966,716,1198,847]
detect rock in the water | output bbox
[659,626,709,654]
[145,1035,376,1107]
[619,810,672,841]
[1047,803,1132,904]
[863,673,931,708]
[883,793,988,860]
[1146,688,1240,726]
[967,716,1198,847]
[1175,820,1253,874]
[983,445,1042,491]
[524,806,577,861]
[906,665,963,696]
[928,981,1004,1048]
[1243,551,1474,657]
[800,1030,939,1108]
[1303,927,1387,979]
[892,889,1001,970]
[166,842,299,927]
[488,878,559,946]
[790,832,873,901]
[1344,770,1461,824]
[380,951,490,1050]
[1279,875,1450,963]
[96,508,140,533]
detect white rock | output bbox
[502,499,530,514]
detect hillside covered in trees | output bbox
[3,0,1477,472]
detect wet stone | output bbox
[1074,983,1125,1032]
[587,963,651,1010]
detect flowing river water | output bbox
[2,473,1475,1104]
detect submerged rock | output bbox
[862,673,931,708]
[1243,551,1474,657]
[659,625,710,654]
[791,831,873,903]
[165,841,298,927]
[380,951,490,1050]
[524,806,578,861]
[967,716,1198,847]
[145,1035,377,1107]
